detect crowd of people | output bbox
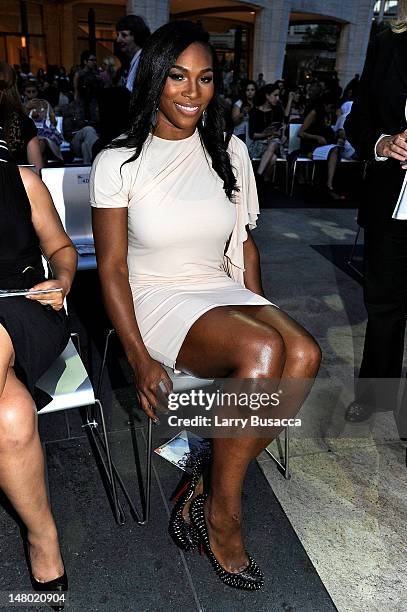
[5,22,360,201]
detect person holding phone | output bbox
[248,82,285,180]
[0,73,77,602]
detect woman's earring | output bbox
[151,106,159,127]
[201,109,207,127]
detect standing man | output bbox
[345,0,407,436]
[115,15,151,92]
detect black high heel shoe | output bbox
[25,541,68,611]
[168,448,211,552]
[30,570,68,612]
[189,494,264,591]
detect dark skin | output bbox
[93,43,321,573]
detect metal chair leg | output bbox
[70,331,82,357]
[87,403,143,524]
[311,161,317,185]
[139,417,153,525]
[290,160,297,197]
[264,426,291,479]
[83,399,126,525]
[347,226,363,278]
[96,328,116,399]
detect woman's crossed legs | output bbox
[176,305,321,573]
[0,323,64,582]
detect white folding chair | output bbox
[287,123,314,197]
[37,338,125,524]
[40,167,96,271]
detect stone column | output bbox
[43,2,61,65]
[61,3,75,70]
[252,0,291,82]
[126,0,170,33]
[335,0,376,88]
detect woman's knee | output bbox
[287,335,322,374]
[0,396,36,452]
[238,329,286,377]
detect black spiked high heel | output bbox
[189,494,264,591]
[168,448,211,552]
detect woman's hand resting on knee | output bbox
[130,355,173,422]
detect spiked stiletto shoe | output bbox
[168,448,211,552]
[189,494,264,591]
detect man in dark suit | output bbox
[345,10,407,435]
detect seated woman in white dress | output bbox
[91,21,321,592]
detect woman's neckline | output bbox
[151,128,198,142]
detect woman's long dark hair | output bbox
[110,21,238,200]
[238,79,257,107]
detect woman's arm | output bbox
[298,110,326,145]
[19,167,77,307]
[26,136,44,173]
[243,230,265,297]
[248,109,271,141]
[92,207,172,419]
[232,102,244,126]
[284,91,295,120]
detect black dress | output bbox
[0,126,70,409]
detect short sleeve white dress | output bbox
[90,131,274,370]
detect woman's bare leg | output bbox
[258,141,278,176]
[176,305,321,572]
[326,146,340,190]
[0,324,64,582]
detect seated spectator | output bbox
[248,82,286,180]
[22,81,40,103]
[333,101,356,160]
[0,62,43,172]
[55,99,98,164]
[100,56,117,88]
[285,88,306,123]
[25,98,63,162]
[36,68,46,89]
[256,72,266,90]
[0,121,76,599]
[232,80,257,142]
[298,94,344,200]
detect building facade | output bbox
[1,0,381,87]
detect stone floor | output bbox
[256,205,407,612]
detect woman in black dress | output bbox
[0,103,76,600]
[248,82,285,179]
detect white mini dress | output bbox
[90,131,274,370]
